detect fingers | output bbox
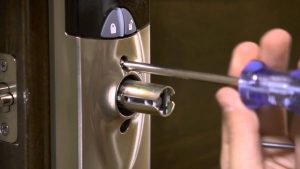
[291,115,300,168]
[218,29,292,169]
[229,42,259,77]
[216,87,263,169]
[220,119,229,169]
[259,29,291,71]
[257,29,292,136]
[219,42,259,169]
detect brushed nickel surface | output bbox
[51,0,150,168]
[80,26,150,169]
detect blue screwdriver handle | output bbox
[239,60,300,114]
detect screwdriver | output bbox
[122,59,300,114]
[121,58,299,149]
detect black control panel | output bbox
[65,0,149,39]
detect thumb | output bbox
[216,87,263,169]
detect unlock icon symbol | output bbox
[110,23,117,34]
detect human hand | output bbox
[216,29,300,169]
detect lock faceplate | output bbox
[0,53,17,143]
[79,27,150,169]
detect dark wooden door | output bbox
[0,0,50,169]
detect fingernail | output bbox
[233,42,258,56]
[229,42,258,76]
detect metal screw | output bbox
[0,123,9,136]
[0,59,7,72]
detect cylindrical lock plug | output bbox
[117,79,175,117]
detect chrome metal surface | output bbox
[262,141,295,149]
[122,60,239,86]
[0,80,11,114]
[117,80,175,117]
[0,53,17,143]
[0,94,13,107]
[0,123,9,136]
[50,0,150,168]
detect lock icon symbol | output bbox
[110,23,117,34]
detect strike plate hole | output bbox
[120,119,131,134]
[120,56,128,70]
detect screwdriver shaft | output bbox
[261,142,295,149]
[122,60,238,86]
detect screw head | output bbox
[0,59,7,72]
[0,123,9,136]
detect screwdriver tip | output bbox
[120,56,129,71]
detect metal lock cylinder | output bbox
[0,83,14,110]
[117,80,175,117]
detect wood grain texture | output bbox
[0,0,50,169]
[151,1,300,169]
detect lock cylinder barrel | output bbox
[117,80,175,117]
[0,83,14,109]
[0,94,13,107]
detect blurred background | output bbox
[150,0,300,168]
